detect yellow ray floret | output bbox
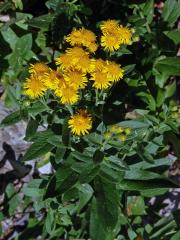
[68,109,92,136]
[105,61,124,82]
[64,69,88,90]
[29,62,50,75]
[23,74,47,99]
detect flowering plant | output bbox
[0,1,180,239]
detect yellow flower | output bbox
[23,74,47,99]
[118,134,127,142]
[90,59,112,89]
[105,61,124,82]
[76,55,92,73]
[100,20,133,51]
[110,125,124,134]
[64,69,88,90]
[104,131,112,140]
[124,128,132,135]
[90,58,106,72]
[68,109,92,136]
[65,28,83,46]
[88,43,98,53]
[101,34,121,52]
[65,28,97,53]
[56,53,73,70]
[118,25,132,45]
[90,71,111,89]
[56,47,91,73]
[43,69,63,90]
[55,83,79,105]
[100,20,120,35]
[66,47,89,63]
[29,63,50,75]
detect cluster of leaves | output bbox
[0,0,180,239]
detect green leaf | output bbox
[14,0,23,10]
[79,164,100,183]
[23,141,54,161]
[77,184,93,212]
[0,110,26,127]
[22,179,44,198]
[45,210,55,234]
[142,0,154,24]
[28,101,49,115]
[170,231,180,240]
[119,179,178,191]
[7,33,33,72]
[25,119,39,140]
[90,198,107,240]
[125,169,163,180]
[154,57,180,77]
[165,29,180,44]
[137,92,156,111]
[9,194,20,215]
[162,0,180,25]
[62,118,70,146]
[1,27,18,49]
[127,196,146,215]
[165,82,176,99]
[95,177,119,231]
[153,57,180,87]
[28,14,55,30]
[93,149,104,164]
[118,120,150,129]
[55,166,78,194]
[55,146,66,163]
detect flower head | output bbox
[90,58,106,72]
[64,69,88,90]
[68,109,92,136]
[29,63,49,75]
[105,61,124,82]
[56,47,91,73]
[23,74,47,98]
[101,34,121,52]
[118,26,132,45]
[100,20,133,51]
[56,53,73,70]
[100,20,120,35]
[90,71,111,89]
[55,83,79,105]
[65,28,97,53]
[43,69,63,90]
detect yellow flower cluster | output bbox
[104,124,132,142]
[23,21,133,135]
[100,20,132,51]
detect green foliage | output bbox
[0,0,180,239]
